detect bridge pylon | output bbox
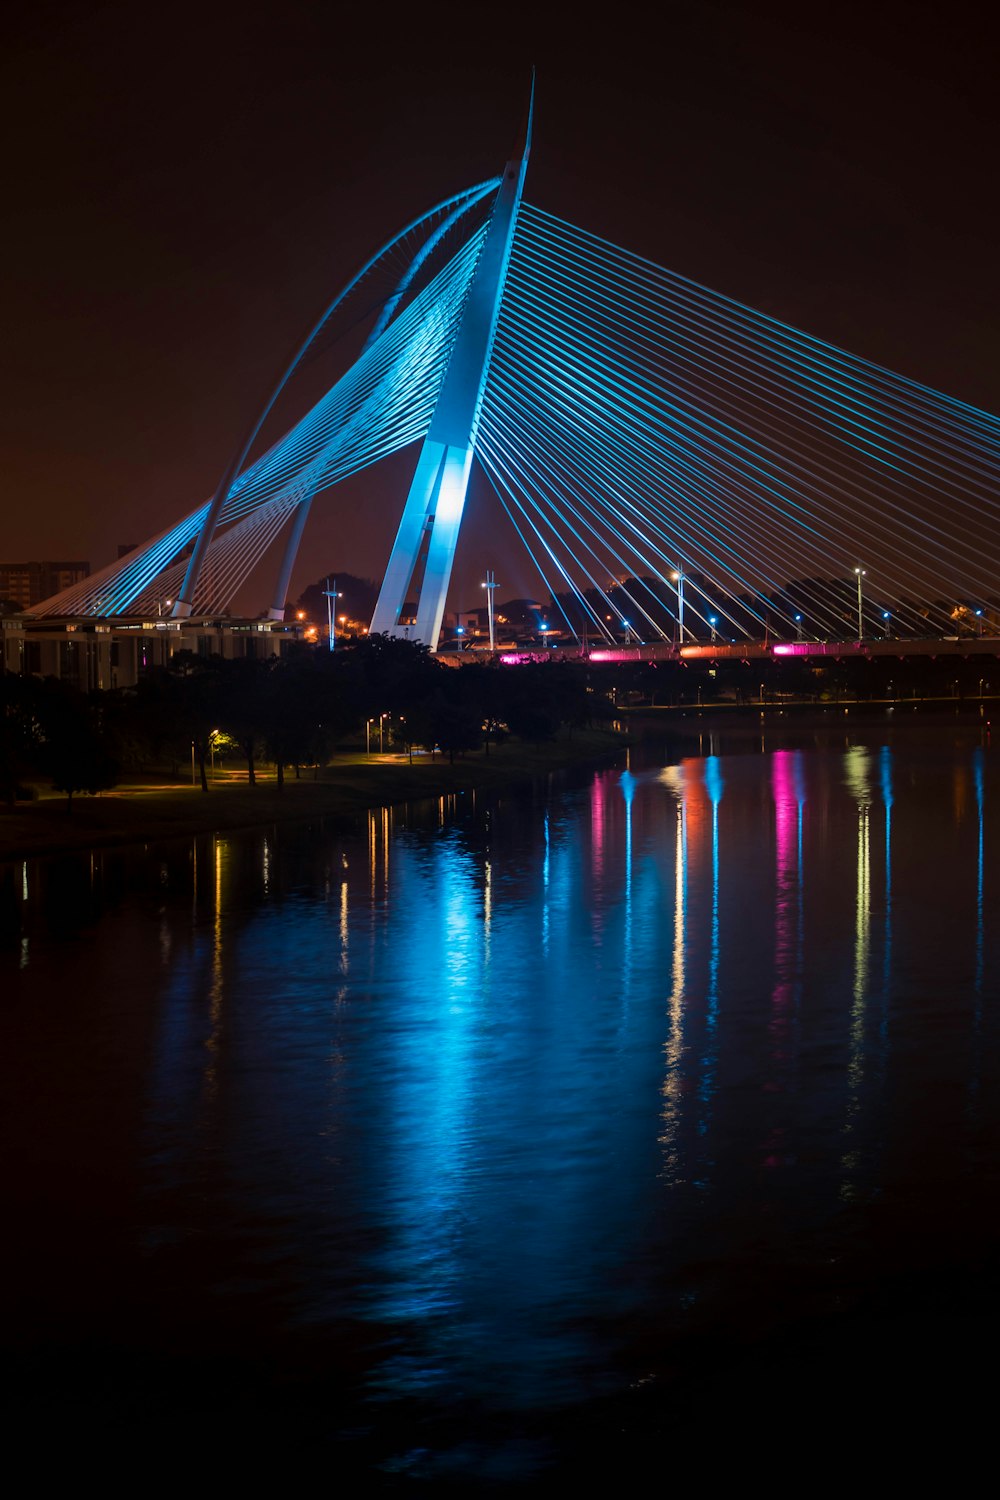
[369,83,533,649]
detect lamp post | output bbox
[854,567,866,641]
[795,613,803,641]
[883,611,891,638]
[976,609,984,637]
[482,570,498,651]
[709,615,718,643]
[672,569,685,644]
[622,619,632,646]
[322,578,341,651]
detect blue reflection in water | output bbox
[620,769,635,1015]
[700,756,724,1120]
[842,746,873,1197]
[974,746,985,996]
[6,733,1000,1474]
[880,746,894,993]
[658,765,688,1185]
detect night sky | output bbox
[3,1,999,611]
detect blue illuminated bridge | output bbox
[31,87,1000,651]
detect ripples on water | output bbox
[3,728,1000,1482]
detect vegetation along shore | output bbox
[4,629,996,861]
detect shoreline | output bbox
[0,729,626,863]
[3,699,991,863]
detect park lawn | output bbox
[0,728,623,861]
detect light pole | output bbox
[976,609,984,637]
[323,578,341,651]
[854,567,866,640]
[709,615,718,643]
[883,611,891,638]
[672,569,685,644]
[795,613,803,641]
[622,619,632,645]
[482,570,498,651]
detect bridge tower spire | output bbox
[369,78,534,649]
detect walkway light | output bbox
[481,569,498,651]
[323,579,341,650]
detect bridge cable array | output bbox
[477,203,1000,641]
[30,189,1000,637]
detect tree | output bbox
[408,690,482,764]
[217,656,268,786]
[0,672,45,807]
[260,653,330,787]
[39,681,120,811]
[139,651,226,792]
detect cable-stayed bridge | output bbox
[31,89,1000,650]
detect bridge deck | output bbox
[496,638,1000,664]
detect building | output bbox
[1,614,306,692]
[0,561,90,610]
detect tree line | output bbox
[1,636,600,807]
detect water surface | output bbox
[3,727,999,1481]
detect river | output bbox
[3,722,999,1484]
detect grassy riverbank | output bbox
[0,728,625,861]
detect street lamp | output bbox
[854,567,866,641]
[976,608,984,637]
[672,569,685,643]
[482,569,498,651]
[622,618,632,645]
[709,615,718,643]
[322,578,341,651]
[795,613,803,641]
[883,611,891,638]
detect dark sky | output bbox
[3,0,999,609]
